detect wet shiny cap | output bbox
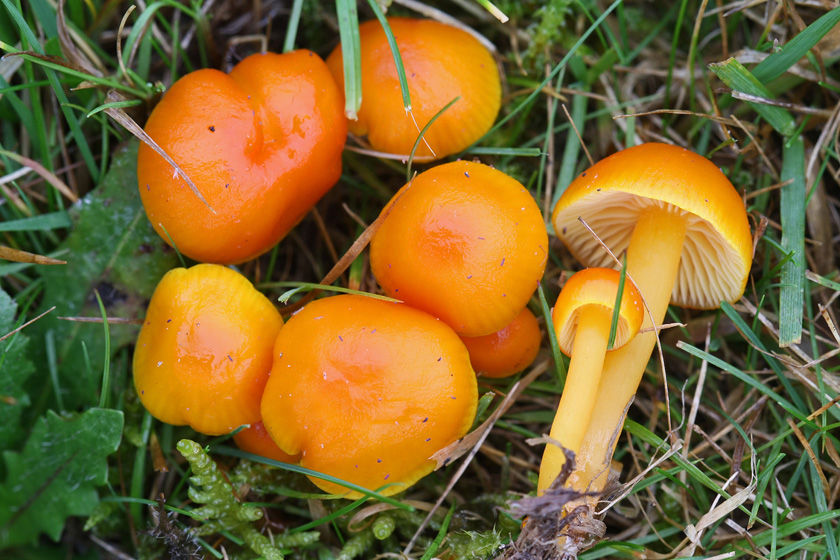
[133,264,283,435]
[260,295,478,498]
[552,268,644,355]
[552,143,752,309]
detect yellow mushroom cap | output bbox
[326,17,501,160]
[552,268,644,355]
[370,161,549,337]
[260,295,478,498]
[552,143,752,309]
[133,264,283,435]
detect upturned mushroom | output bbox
[138,50,346,264]
[133,264,283,435]
[536,268,642,494]
[260,295,478,497]
[370,161,548,337]
[551,143,752,494]
[326,17,501,160]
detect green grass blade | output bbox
[336,0,362,119]
[283,0,305,52]
[93,290,111,409]
[467,147,543,157]
[719,302,807,412]
[365,0,411,111]
[676,341,807,421]
[471,0,621,148]
[753,7,840,83]
[406,96,460,181]
[419,504,455,560]
[213,446,414,510]
[538,282,566,387]
[778,136,805,346]
[0,211,71,232]
[0,0,100,180]
[552,85,588,208]
[708,58,796,137]
[473,0,509,23]
[607,256,627,350]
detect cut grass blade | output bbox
[473,0,509,23]
[336,0,362,119]
[708,58,796,137]
[778,136,805,346]
[283,0,305,53]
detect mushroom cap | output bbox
[552,268,644,356]
[260,295,477,498]
[133,264,283,435]
[138,50,346,264]
[233,421,301,464]
[370,161,549,337]
[326,17,500,160]
[552,143,752,309]
[460,307,542,378]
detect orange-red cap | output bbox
[326,17,500,160]
[552,143,752,309]
[133,264,283,435]
[260,295,477,498]
[552,268,643,355]
[460,307,542,378]
[370,161,548,337]
[138,50,346,264]
[233,421,300,464]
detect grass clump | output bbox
[0,0,839,559]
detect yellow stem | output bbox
[537,305,612,494]
[566,206,688,494]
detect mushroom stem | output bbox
[566,205,688,494]
[537,305,612,494]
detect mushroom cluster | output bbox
[538,143,753,504]
[133,16,548,500]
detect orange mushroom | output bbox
[370,161,548,337]
[460,307,542,378]
[326,17,500,160]
[536,268,642,494]
[233,421,300,464]
[133,264,283,435]
[260,295,478,498]
[138,50,346,264]
[551,143,752,495]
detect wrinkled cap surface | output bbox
[552,143,752,309]
[552,268,643,355]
